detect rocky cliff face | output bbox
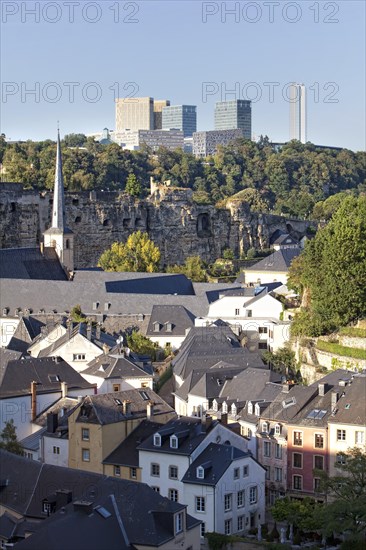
[0,183,312,268]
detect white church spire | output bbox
[52,129,65,230]
[43,128,74,275]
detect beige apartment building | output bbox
[68,388,176,474]
[115,97,155,132]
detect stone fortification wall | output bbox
[0,183,312,268]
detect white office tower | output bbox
[289,83,307,143]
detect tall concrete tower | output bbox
[289,83,307,143]
[43,130,74,274]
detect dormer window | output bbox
[197,466,204,479]
[153,433,161,447]
[213,400,218,411]
[222,402,228,414]
[153,322,160,333]
[275,424,281,435]
[170,435,178,449]
[231,403,237,416]
[262,422,268,434]
[255,403,260,416]
[165,322,173,333]
[248,402,253,415]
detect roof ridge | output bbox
[109,493,130,546]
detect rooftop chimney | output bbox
[96,323,101,340]
[31,381,38,421]
[67,320,73,339]
[73,500,93,514]
[221,412,228,426]
[201,414,213,432]
[147,401,154,420]
[282,383,290,393]
[61,381,68,399]
[47,412,58,434]
[123,400,132,415]
[55,490,72,510]
[86,322,92,341]
[331,391,339,411]
[318,383,327,396]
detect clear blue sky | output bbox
[1,0,365,150]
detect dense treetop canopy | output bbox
[1,134,365,219]
[289,195,366,336]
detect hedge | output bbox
[316,340,366,360]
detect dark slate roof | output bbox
[218,368,282,402]
[261,384,319,424]
[146,305,195,337]
[0,450,199,548]
[272,234,299,246]
[175,365,248,402]
[33,397,81,428]
[218,286,265,298]
[138,417,217,456]
[7,316,45,353]
[0,512,38,541]
[105,274,195,295]
[0,348,22,372]
[0,248,67,280]
[319,373,366,426]
[245,248,301,273]
[0,275,242,320]
[172,326,264,381]
[0,357,94,399]
[182,443,249,486]
[82,350,153,379]
[20,428,46,451]
[38,322,116,358]
[75,388,175,425]
[103,420,161,467]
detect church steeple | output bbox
[52,129,65,231]
[43,128,74,275]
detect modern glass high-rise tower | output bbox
[162,105,197,137]
[214,100,252,139]
[289,84,307,144]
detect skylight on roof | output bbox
[307,409,327,420]
[94,505,111,519]
[139,391,149,400]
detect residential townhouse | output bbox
[32,322,117,372]
[0,356,95,440]
[182,443,265,538]
[68,388,176,473]
[327,374,366,477]
[81,348,154,392]
[138,416,265,538]
[146,305,195,351]
[194,286,288,353]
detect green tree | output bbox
[98,231,161,273]
[317,448,366,540]
[290,196,366,336]
[70,304,87,323]
[63,133,87,147]
[126,330,157,360]
[262,346,296,377]
[125,173,142,197]
[0,419,23,455]
[167,256,207,282]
